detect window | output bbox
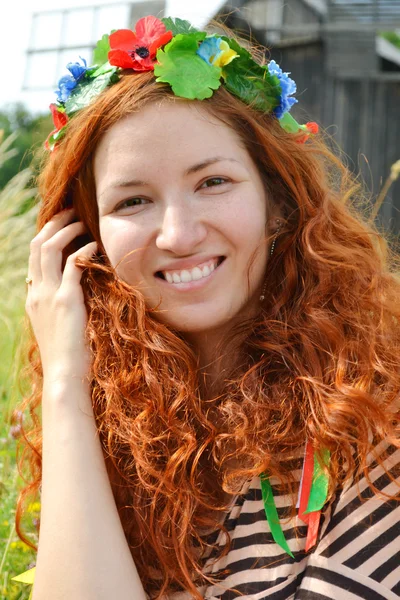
[24,1,165,91]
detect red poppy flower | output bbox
[108,16,173,72]
[297,121,319,143]
[45,104,68,151]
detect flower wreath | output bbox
[45,15,319,151]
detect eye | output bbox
[115,197,149,211]
[199,177,230,189]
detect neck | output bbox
[183,328,230,397]
[185,330,248,401]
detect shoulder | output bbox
[299,441,400,599]
[162,444,400,600]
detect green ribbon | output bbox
[260,474,294,558]
[305,449,330,513]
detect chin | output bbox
[151,302,239,333]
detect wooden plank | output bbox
[328,0,400,22]
[267,42,400,232]
[325,31,378,76]
[224,1,400,229]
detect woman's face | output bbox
[94,101,276,334]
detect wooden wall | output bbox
[222,1,400,236]
[270,41,400,235]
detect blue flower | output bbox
[197,37,238,68]
[55,57,88,103]
[197,37,221,64]
[67,58,88,80]
[267,59,298,119]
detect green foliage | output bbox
[222,38,281,112]
[0,104,51,191]
[155,33,222,100]
[161,17,199,36]
[92,33,111,66]
[45,125,67,153]
[0,135,38,301]
[0,128,37,400]
[0,132,37,599]
[379,30,400,50]
[0,423,37,600]
[65,68,119,113]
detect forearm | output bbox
[32,379,147,600]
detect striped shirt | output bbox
[166,441,400,599]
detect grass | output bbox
[0,310,38,600]
[0,131,38,599]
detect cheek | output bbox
[99,220,145,271]
[225,194,267,249]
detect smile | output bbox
[155,257,226,290]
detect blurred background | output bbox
[0,1,399,598]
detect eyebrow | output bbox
[98,157,241,201]
[184,156,240,176]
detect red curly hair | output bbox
[14,66,400,598]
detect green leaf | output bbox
[221,37,281,113]
[65,69,119,113]
[278,112,302,134]
[221,37,252,61]
[93,33,111,66]
[154,33,221,100]
[46,124,68,151]
[90,61,116,78]
[161,17,199,36]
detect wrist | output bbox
[42,376,94,418]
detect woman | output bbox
[14,15,400,600]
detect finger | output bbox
[40,221,87,286]
[28,208,76,285]
[60,241,98,289]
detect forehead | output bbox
[93,101,247,172]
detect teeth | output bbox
[162,259,219,284]
[191,267,203,281]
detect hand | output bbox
[25,208,98,384]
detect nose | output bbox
[155,203,207,255]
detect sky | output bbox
[0,0,225,113]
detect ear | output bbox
[267,210,285,233]
[264,181,286,223]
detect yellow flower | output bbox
[197,37,238,69]
[10,540,31,552]
[27,502,41,513]
[213,40,238,68]
[2,520,9,526]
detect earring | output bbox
[260,219,282,302]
